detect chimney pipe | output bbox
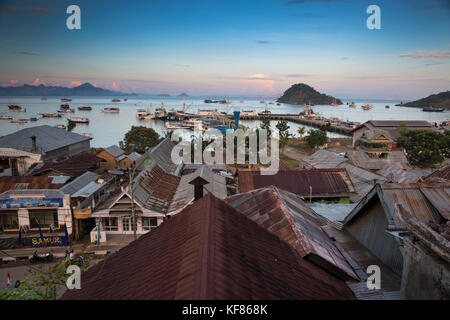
[31,136,37,153]
[189,175,209,201]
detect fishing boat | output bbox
[61,98,72,102]
[259,101,265,104]
[8,104,21,110]
[41,113,62,118]
[60,104,70,109]
[55,125,66,130]
[112,98,120,102]
[0,115,13,120]
[276,103,281,106]
[423,106,444,112]
[57,108,75,113]
[30,117,38,122]
[10,107,26,112]
[361,104,373,111]
[349,102,357,108]
[68,117,89,124]
[10,119,28,124]
[102,107,120,113]
[136,109,148,118]
[78,106,92,111]
[165,122,191,130]
[154,108,167,120]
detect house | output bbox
[27,153,105,179]
[396,205,450,300]
[134,138,180,174]
[354,129,395,157]
[0,126,91,174]
[342,183,449,277]
[96,145,125,169]
[116,152,141,169]
[0,189,72,249]
[59,171,117,240]
[423,164,450,183]
[238,168,357,203]
[0,176,65,194]
[377,163,431,183]
[89,163,229,244]
[225,186,358,281]
[61,193,356,300]
[299,150,386,202]
[346,150,411,170]
[351,120,432,148]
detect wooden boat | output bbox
[8,104,21,110]
[55,125,66,129]
[10,119,28,124]
[423,106,444,112]
[61,98,72,102]
[78,106,92,111]
[0,115,13,120]
[112,98,120,102]
[102,107,120,113]
[40,97,47,101]
[57,108,75,113]
[68,117,89,124]
[30,117,38,122]
[60,104,70,109]
[361,104,373,111]
[349,102,357,108]
[41,113,62,118]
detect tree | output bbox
[276,120,292,149]
[305,128,327,148]
[260,113,272,137]
[396,130,449,168]
[119,126,162,154]
[297,126,306,139]
[67,121,76,132]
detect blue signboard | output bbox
[0,197,63,209]
[31,236,69,247]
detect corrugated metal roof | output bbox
[61,194,355,300]
[105,145,124,158]
[308,203,357,223]
[368,120,432,127]
[423,165,450,183]
[28,153,104,178]
[419,185,450,219]
[377,163,430,183]
[238,168,356,197]
[346,150,411,170]
[0,125,90,154]
[135,138,179,174]
[59,171,101,196]
[226,186,359,281]
[300,150,346,168]
[0,176,64,194]
[0,189,64,199]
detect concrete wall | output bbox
[346,199,404,275]
[401,237,450,300]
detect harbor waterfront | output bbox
[1,96,448,147]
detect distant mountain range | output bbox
[277,83,342,105]
[396,91,450,109]
[178,92,189,97]
[0,83,135,96]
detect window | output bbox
[29,210,57,228]
[142,217,158,231]
[102,218,118,231]
[0,211,19,230]
[122,217,137,231]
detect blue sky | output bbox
[0,0,449,99]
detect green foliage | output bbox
[397,130,449,168]
[0,281,45,300]
[260,114,272,137]
[119,126,162,154]
[67,121,76,132]
[276,120,292,149]
[297,126,306,138]
[305,128,327,148]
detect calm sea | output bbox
[0,96,448,147]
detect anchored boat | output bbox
[423,106,444,112]
[78,106,92,111]
[68,117,89,124]
[102,107,120,113]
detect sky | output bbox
[0,0,449,99]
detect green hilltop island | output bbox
[396,90,450,110]
[277,83,342,105]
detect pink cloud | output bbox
[111,81,120,91]
[239,79,275,93]
[32,78,44,85]
[9,80,19,85]
[70,81,82,87]
[399,50,450,59]
[249,73,265,79]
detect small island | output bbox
[277,83,342,105]
[178,92,189,97]
[157,94,171,97]
[396,91,450,109]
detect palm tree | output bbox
[297,127,306,139]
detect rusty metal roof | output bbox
[238,168,356,197]
[0,176,64,194]
[344,183,450,227]
[225,186,358,281]
[346,150,411,170]
[135,138,179,174]
[28,153,104,178]
[61,194,355,300]
[423,165,450,183]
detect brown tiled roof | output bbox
[0,176,64,194]
[61,194,355,300]
[238,168,356,197]
[225,186,358,281]
[29,153,104,178]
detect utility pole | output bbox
[129,162,137,241]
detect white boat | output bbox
[165,122,191,130]
[361,104,373,111]
[57,108,75,113]
[349,102,357,108]
[0,115,13,120]
[102,107,120,113]
[55,125,66,129]
[68,117,89,124]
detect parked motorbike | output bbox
[30,251,54,263]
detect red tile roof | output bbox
[238,168,356,197]
[61,194,355,300]
[29,153,104,178]
[0,176,64,194]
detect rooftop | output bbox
[346,150,410,170]
[0,176,65,194]
[59,171,101,196]
[0,125,91,155]
[61,194,355,300]
[238,168,356,197]
[104,145,125,158]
